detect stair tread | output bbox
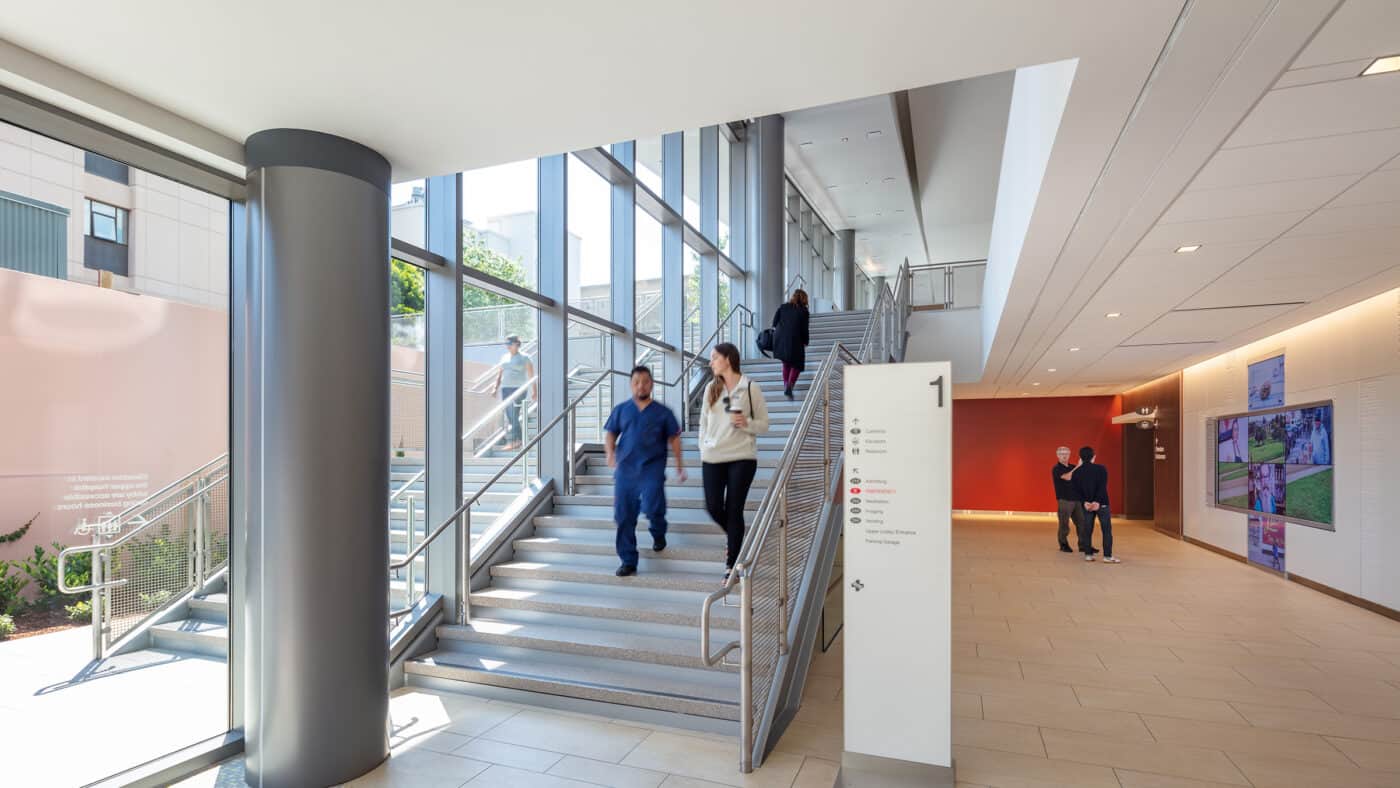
[492,561,725,593]
[533,514,718,533]
[151,618,228,638]
[439,618,732,671]
[408,649,740,713]
[514,535,725,561]
[472,586,739,628]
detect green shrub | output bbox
[65,600,92,622]
[0,613,14,640]
[18,543,92,610]
[0,562,28,616]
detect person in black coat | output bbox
[772,289,810,399]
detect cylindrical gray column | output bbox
[834,229,855,311]
[243,129,390,788]
[747,115,785,329]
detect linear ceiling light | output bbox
[867,130,883,139]
[1106,312,1122,319]
[1069,347,1081,352]
[1361,55,1400,76]
[1175,244,1202,253]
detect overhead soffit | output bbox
[991,0,1400,394]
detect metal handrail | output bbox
[671,303,755,430]
[390,367,613,622]
[462,374,539,443]
[59,473,231,594]
[390,470,425,504]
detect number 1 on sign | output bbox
[930,375,944,408]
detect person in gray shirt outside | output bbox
[492,335,537,451]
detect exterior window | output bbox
[83,198,130,275]
[84,198,128,244]
[84,151,130,184]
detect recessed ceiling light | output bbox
[1175,244,1202,254]
[847,215,857,219]
[1361,55,1400,76]
[1047,368,1057,373]
[1033,382,1041,387]
[1106,312,1122,319]
[1069,347,1081,352]
[895,209,905,213]
[867,130,883,139]
[826,184,839,190]
[799,141,814,148]
[882,177,896,183]
[840,136,849,143]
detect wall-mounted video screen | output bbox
[1216,401,1333,529]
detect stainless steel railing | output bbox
[60,456,230,660]
[672,303,756,431]
[389,368,614,622]
[908,259,986,311]
[699,287,908,773]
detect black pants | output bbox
[1082,507,1113,558]
[702,459,758,568]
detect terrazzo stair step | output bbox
[573,473,773,490]
[558,493,760,511]
[533,514,723,538]
[514,533,727,564]
[471,585,739,630]
[677,450,785,465]
[188,593,229,623]
[585,456,782,471]
[491,560,723,594]
[548,504,721,523]
[150,618,228,659]
[406,648,740,720]
[435,618,735,673]
[580,459,781,478]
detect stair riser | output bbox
[491,575,717,607]
[460,604,739,647]
[151,629,227,659]
[405,665,739,722]
[549,505,719,524]
[472,589,739,631]
[433,637,737,677]
[491,565,716,594]
[513,550,725,576]
[529,527,721,547]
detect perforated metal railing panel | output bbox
[100,469,228,649]
[744,352,848,765]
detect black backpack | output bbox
[756,327,776,358]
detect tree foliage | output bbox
[389,258,424,315]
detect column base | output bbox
[835,752,954,788]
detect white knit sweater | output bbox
[697,375,771,464]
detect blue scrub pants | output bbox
[615,466,668,567]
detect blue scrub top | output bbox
[604,399,680,474]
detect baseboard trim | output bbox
[1182,535,1247,563]
[1180,535,1400,622]
[1288,572,1400,623]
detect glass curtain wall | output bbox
[636,206,663,338]
[683,128,701,227]
[0,119,232,787]
[636,136,664,196]
[567,154,612,319]
[684,244,702,356]
[462,160,538,289]
[389,258,427,606]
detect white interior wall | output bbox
[905,309,984,385]
[1182,288,1400,611]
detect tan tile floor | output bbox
[179,515,1400,787]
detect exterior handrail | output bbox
[76,453,227,536]
[461,374,539,443]
[59,473,231,594]
[390,470,425,504]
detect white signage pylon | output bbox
[838,361,953,787]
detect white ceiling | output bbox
[782,95,920,278]
[964,0,1400,398]
[0,0,1185,182]
[781,71,1014,278]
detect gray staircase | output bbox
[149,582,229,659]
[404,310,869,726]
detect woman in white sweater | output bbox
[698,342,770,578]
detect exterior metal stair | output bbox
[404,310,870,727]
[147,577,230,659]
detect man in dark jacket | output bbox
[1073,446,1119,563]
[1051,446,1086,554]
[772,289,810,399]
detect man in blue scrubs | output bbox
[604,366,686,576]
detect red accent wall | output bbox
[953,395,1124,512]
